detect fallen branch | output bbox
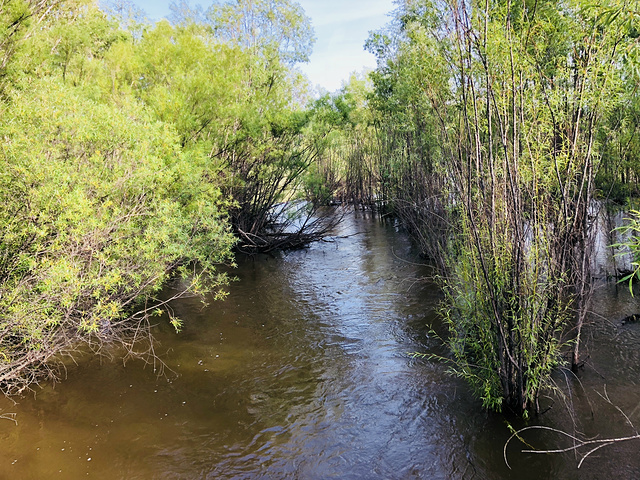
[504,425,640,469]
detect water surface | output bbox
[1,211,639,479]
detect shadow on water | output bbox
[1,210,640,479]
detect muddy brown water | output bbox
[1,210,640,479]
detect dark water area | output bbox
[1,211,640,479]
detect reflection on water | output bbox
[1,210,640,479]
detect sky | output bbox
[129,0,396,93]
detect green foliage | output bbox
[442,216,569,413]
[0,76,236,391]
[302,72,382,205]
[346,0,640,415]
[102,19,247,149]
[94,15,325,252]
[0,0,31,66]
[0,0,58,92]
[613,210,640,294]
[7,0,126,86]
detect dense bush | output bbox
[0,75,235,393]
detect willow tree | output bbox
[205,0,315,65]
[0,0,236,394]
[0,0,63,90]
[366,0,636,414]
[162,0,334,252]
[302,73,384,209]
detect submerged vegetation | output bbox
[1,0,640,420]
[314,0,640,415]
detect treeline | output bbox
[315,0,640,415]
[0,0,332,394]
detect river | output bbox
[0,210,639,479]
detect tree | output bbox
[114,8,331,253]
[359,0,637,415]
[206,0,315,65]
[0,0,236,394]
[100,0,147,35]
[168,0,205,25]
[0,0,331,395]
[0,0,62,90]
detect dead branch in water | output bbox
[234,203,343,254]
[504,386,640,469]
[504,425,640,469]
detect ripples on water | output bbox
[1,211,640,479]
